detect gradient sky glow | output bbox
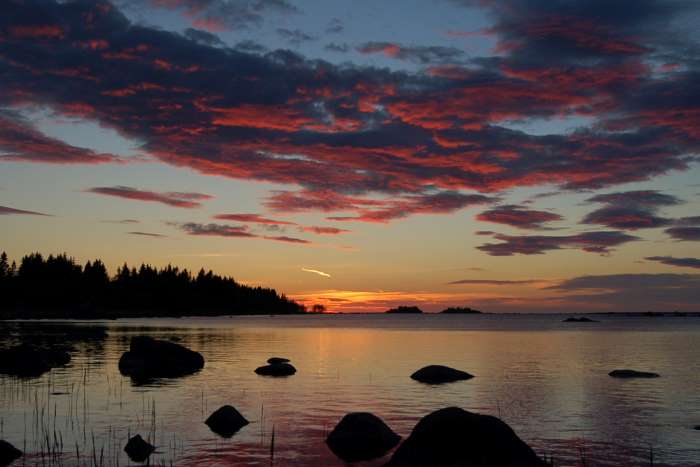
[1,0,700,312]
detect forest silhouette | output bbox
[0,251,305,318]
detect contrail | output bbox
[302,268,331,278]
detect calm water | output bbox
[1,314,700,466]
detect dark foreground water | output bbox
[1,314,699,466]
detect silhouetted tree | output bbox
[311,304,326,313]
[0,251,305,318]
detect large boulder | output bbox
[124,434,155,463]
[326,412,401,462]
[0,440,22,466]
[411,365,474,384]
[385,407,545,467]
[609,369,660,378]
[254,362,296,377]
[0,344,71,378]
[205,405,249,438]
[118,336,204,382]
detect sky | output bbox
[1,0,700,313]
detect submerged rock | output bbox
[326,412,401,462]
[609,369,660,378]
[255,362,296,376]
[0,344,71,378]
[411,365,474,384]
[205,405,249,437]
[385,407,545,467]
[0,440,23,466]
[267,357,290,364]
[123,434,155,463]
[118,336,204,382]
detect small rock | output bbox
[693,425,700,430]
[326,412,401,462]
[255,362,296,376]
[609,369,660,378]
[562,317,598,323]
[0,440,23,466]
[267,357,290,364]
[123,434,155,463]
[411,365,474,384]
[205,405,249,438]
[385,407,546,467]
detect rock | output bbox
[254,362,296,376]
[118,336,204,382]
[267,357,290,364]
[609,369,660,378]
[386,306,423,314]
[385,407,546,467]
[411,365,474,384]
[562,317,598,323]
[123,434,155,463]
[326,412,401,462]
[693,425,700,431]
[0,344,71,378]
[0,440,23,466]
[205,405,249,437]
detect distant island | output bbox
[385,306,423,314]
[0,251,306,319]
[440,306,482,314]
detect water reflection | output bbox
[0,315,699,466]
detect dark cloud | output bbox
[547,272,700,311]
[325,18,344,34]
[448,279,538,285]
[213,213,296,225]
[0,205,51,216]
[101,219,140,224]
[1,0,699,227]
[665,226,700,241]
[325,42,349,53]
[128,231,167,238]
[86,186,212,208]
[176,222,256,237]
[0,111,120,164]
[276,28,315,45]
[357,42,465,64]
[183,28,223,46]
[646,256,700,269]
[477,231,639,256]
[476,204,562,229]
[234,40,268,53]
[117,0,299,31]
[581,190,682,230]
[301,226,351,235]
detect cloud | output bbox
[173,222,311,244]
[128,231,167,238]
[301,267,331,278]
[325,42,349,53]
[357,42,465,64]
[0,111,120,164]
[448,279,539,285]
[665,226,700,241]
[0,205,51,216]
[581,190,682,230]
[477,231,639,256]
[1,0,700,228]
[301,226,351,235]
[325,18,344,34]
[476,204,562,229]
[276,28,315,45]
[546,272,700,312]
[213,213,296,225]
[86,186,212,208]
[101,219,140,224]
[117,0,299,32]
[645,256,700,269]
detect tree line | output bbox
[0,251,306,318]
